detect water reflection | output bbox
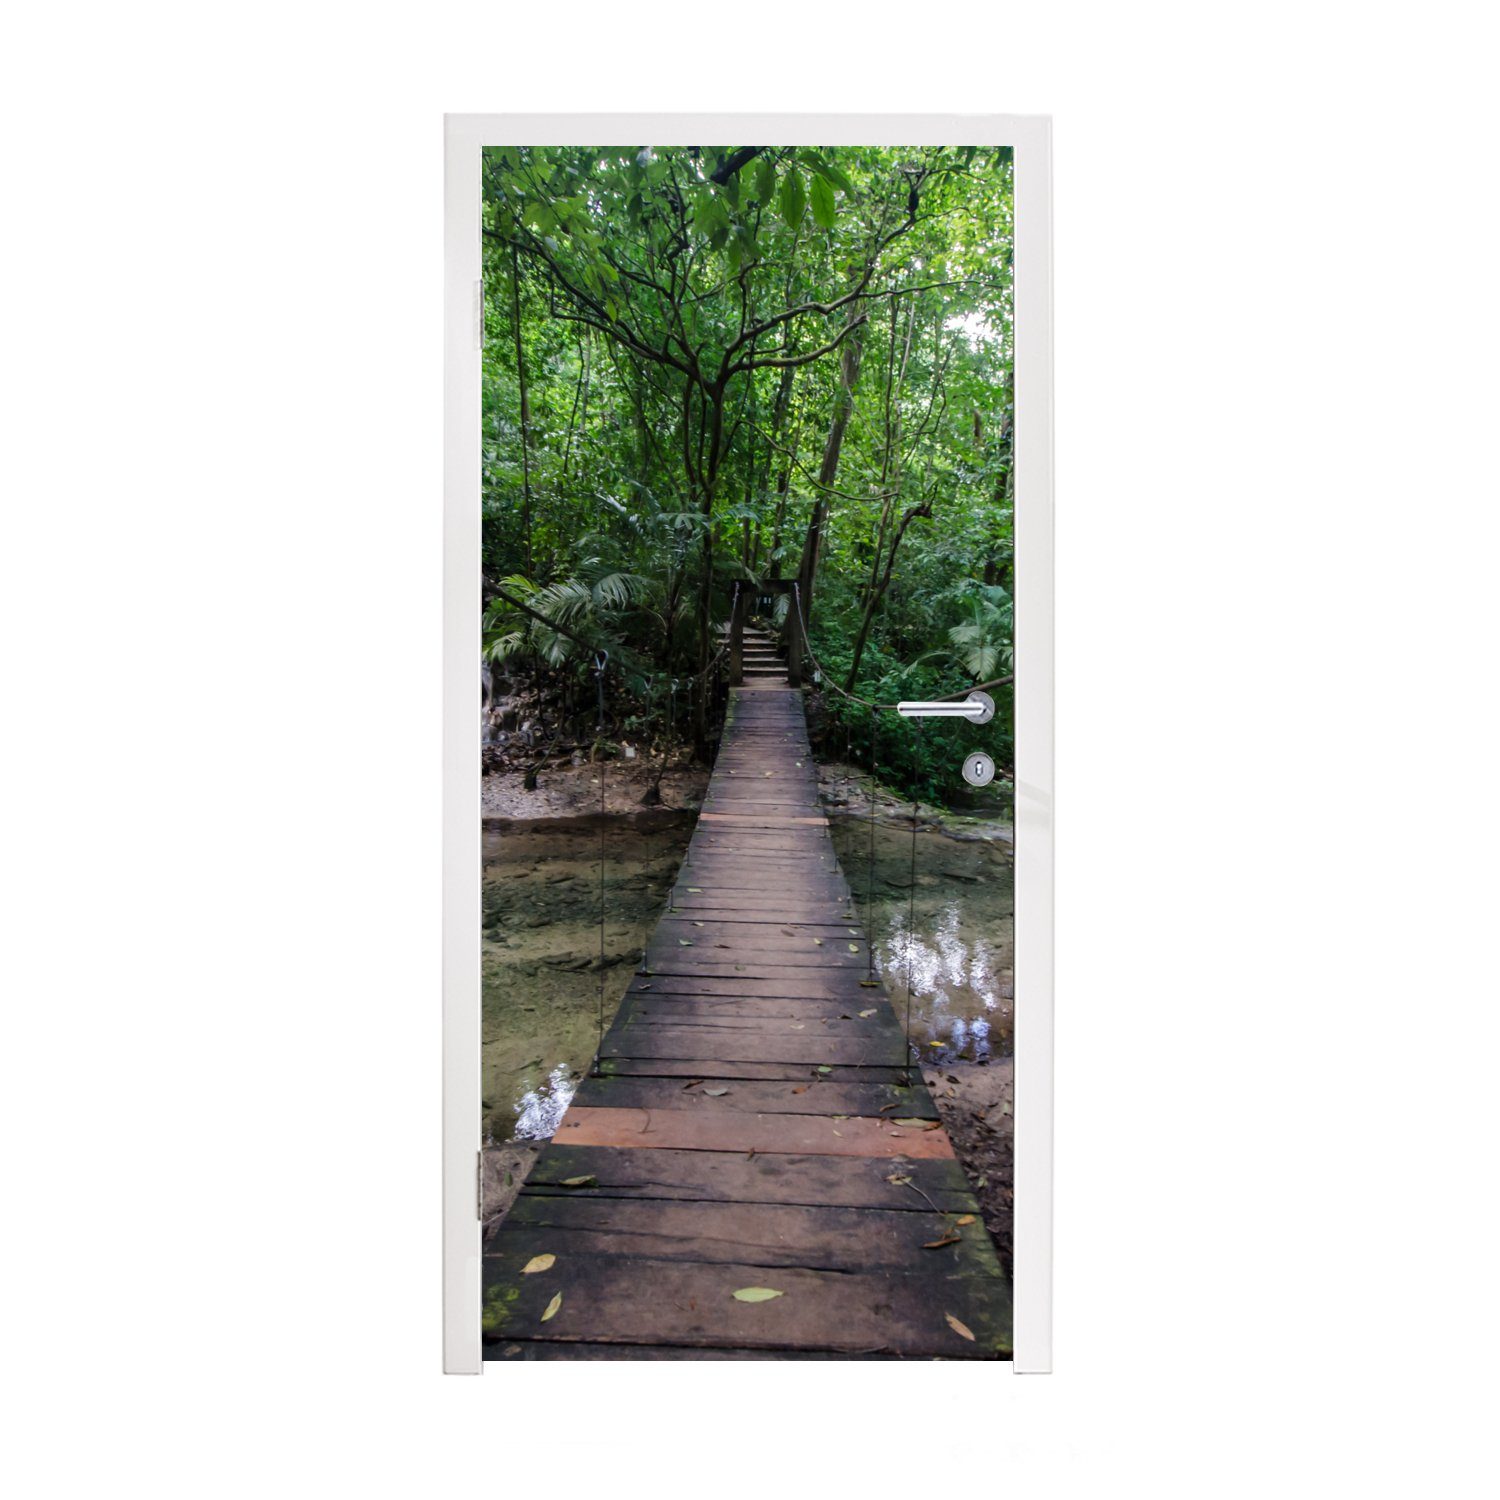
[835,821,1014,1067]
[482,817,694,1144]
[512,1064,577,1140]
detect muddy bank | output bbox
[482,754,708,820]
[923,1061,1014,1267]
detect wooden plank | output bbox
[600,1057,910,1083]
[523,1144,978,1209]
[626,973,885,999]
[491,1196,1001,1275]
[481,1251,1011,1358]
[640,956,872,979]
[570,1074,938,1118]
[555,1106,952,1158]
[602,1029,906,1067]
[487,1342,895,1361]
[614,1002,899,1031]
[620,997,891,1023]
[615,1015,904,1046]
[699,812,827,826]
[656,916,868,941]
[663,897,859,918]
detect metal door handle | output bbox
[895,690,994,724]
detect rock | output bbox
[480,1142,543,1228]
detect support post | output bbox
[785,587,803,687]
[729,588,748,686]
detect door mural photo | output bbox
[478,144,1016,1359]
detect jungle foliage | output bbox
[481,144,1013,802]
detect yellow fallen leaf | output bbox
[521,1254,555,1274]
[946,1312,975,1342]
[955,1215,976,1227]
[541,1292,563,1322]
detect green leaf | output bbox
[809,173,837,230]
[809,156,855,195]
[697,195,729,241]
[732,1287,784,1302]
[779,169,806,230]
[754,156,776,205]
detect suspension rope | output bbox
[904,733,922,1086]
[591,649,608,1079]
[789,580,1012,710]
[862,706,879,987]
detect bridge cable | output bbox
[864,708,878,985]
[591,649,608,1079]
[904,730,922,1087]
[789,580,1012,711]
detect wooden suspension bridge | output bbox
[483,621,1012,1359]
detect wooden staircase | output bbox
[739,621,788,685]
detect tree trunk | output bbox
[846,500,930,689]
[796,317,866,624]
[690,385,729,756]
[767,364,799,574]
[509,242,534,577]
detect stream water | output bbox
[481,802,1014,1143]
[482,811,695,1145]
[827,814,1014,1067]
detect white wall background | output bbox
[5,3,1496,1494]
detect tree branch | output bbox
[707,146,767,185]
[733,313,868,375]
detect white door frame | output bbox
[443,114,1053,1373]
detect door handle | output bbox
[895,691,994,724]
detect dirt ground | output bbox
[481,754,708,820]
[923,1058,1015,1267]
